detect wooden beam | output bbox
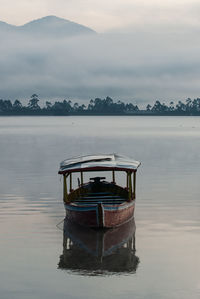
[133,171,136,199]
[81,172,83,185]
[63,175,68,202]
[126,172,129,189]
[70,173,72,192]
[128,172,132,201]
[112,170,115,183]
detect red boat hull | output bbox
[64,201,135,228]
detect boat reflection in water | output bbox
[58,218,139,276]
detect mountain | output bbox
[0,20,17,32]
[20,16,96,37]
[0,16,96,38]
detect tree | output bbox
[13,100,22,110]
[176,101,186,112]
[146,104,152,111]
[45,101,52,109]
[88,99,94,111]
[186,98,192,112]
[0,99,12,112]
[152,100,163,112]
[151,100,169,113]
[169,101,174,111]
[191,98,200,112]
[28,94,40,110]
[78,104,86,111]
[73,102,79,111]
[62,100,72,112]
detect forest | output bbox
[1,94,200,115]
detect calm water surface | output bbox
[0,116,200,299]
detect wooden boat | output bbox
[58,217,139,275]
[58,154,141,228]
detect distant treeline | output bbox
[1,94,200,116]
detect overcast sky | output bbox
[1,0,200,32]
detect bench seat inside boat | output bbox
[73,192,128,205]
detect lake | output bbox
[0,116,199,299]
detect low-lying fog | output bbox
[1,24,200,104]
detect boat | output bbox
[58,217,139,276]
[58,154,141,228]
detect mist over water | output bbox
[0,116,200,299]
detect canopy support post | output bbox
[128,172,132,201]
[81,172,83,185]
[63,174,68,203]
[70,173,72,192]
[112,170,115,184]
[126,172,129,189]
[133,171,136,199]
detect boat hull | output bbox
[64,201,135,228]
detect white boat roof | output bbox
[59,154,141,174]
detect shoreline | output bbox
[0,113,199,117]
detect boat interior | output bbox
[68,176,129,205]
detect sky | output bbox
[1,0,200,32]
[1,0,200,104]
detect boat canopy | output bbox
[58,154,141,174]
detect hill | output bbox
[0,16,96,38]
